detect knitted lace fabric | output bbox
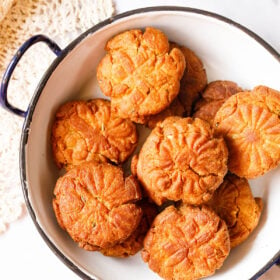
[0,0,14,22]
[0,0,114,233]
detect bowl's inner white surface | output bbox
[25,10,280,280]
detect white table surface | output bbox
[1,0,279,279]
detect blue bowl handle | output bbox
[0,34,62,117]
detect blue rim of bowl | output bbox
[19,6,280,280]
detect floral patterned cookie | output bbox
[214,85,280,178]
[142,205,230,280]
[133,116,228,205]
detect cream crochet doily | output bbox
[0,0,114,234]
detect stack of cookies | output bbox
[51,27,280,280]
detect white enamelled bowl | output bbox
[1,7,279,280]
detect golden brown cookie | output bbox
[169,43,207,116]
[99,201,158,257]
[142,205,230,280]
[193,80,242,126]
[53,161,143,250]
[134,116,228,205]
[97,27,186,123]
[52,99,138,169]
[214,85,280,178]
[207,174,263,248]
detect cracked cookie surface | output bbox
[97,27,186,123]
[214,85,280,178]
[51,99,138,169]
[207,174,263,248]
[142,205,230,280]
[134,116,228,205]
[53,161,143,250]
